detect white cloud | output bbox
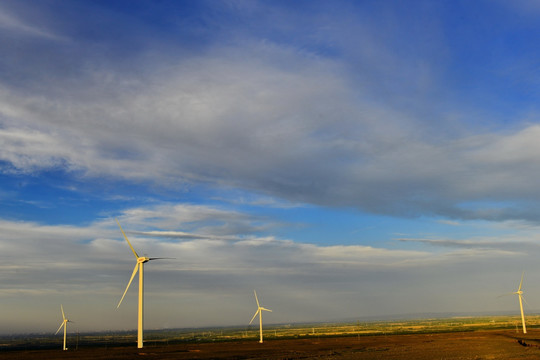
[0,36,538,222]
[0,1,538,224]
[0,127,74,173]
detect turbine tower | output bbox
[54,304,71,351]
[249,290,272,343]
[514,272,527,334]
[116,218,169,348]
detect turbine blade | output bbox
[522,295,531,308]
[60,304,65,321]
[117,263,139,308]
[55,322,64,335]
[261,307,272,312]
[148,257,175,260]
[115,218,139,259]
[249,309,260,325]
[518,271,525,292]
[254,290,260,307]
[497,292,515,298]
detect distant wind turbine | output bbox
[54,304,72,351]
[249,290,272,343]
[498,272,527,334]
[115,218,172,348]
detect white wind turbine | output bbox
[54,304,72,351]
[249,290,272,343]
[499,272,527,334]
[115,218,171,349]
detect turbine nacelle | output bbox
[138,257,150,264]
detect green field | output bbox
[2,314,538,351]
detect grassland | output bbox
[2,314,540,350]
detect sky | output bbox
[2,0,540,335]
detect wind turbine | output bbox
[499,272,527,334]
[115,218,170,349]
[249,290,272,343]
[54,304,71,351]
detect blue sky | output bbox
[2,0,540,334]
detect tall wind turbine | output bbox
[249,290,272,343]
[514,272,527,334]
[116,218,170,349]
[499,272,527,334]
[54,304,71,351]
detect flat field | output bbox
[3,329,540,359]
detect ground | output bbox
[3,329,540,359]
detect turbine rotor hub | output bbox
[138,257,150,263]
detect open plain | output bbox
[3,329,540,360]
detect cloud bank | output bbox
[0,203,531,333]
[2,30,540,222]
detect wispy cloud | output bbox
[396,236,540,255]
[436,219,462,226]
[0,6,66,41]
[129,230,240,242]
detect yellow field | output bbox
[141,314,540,344]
